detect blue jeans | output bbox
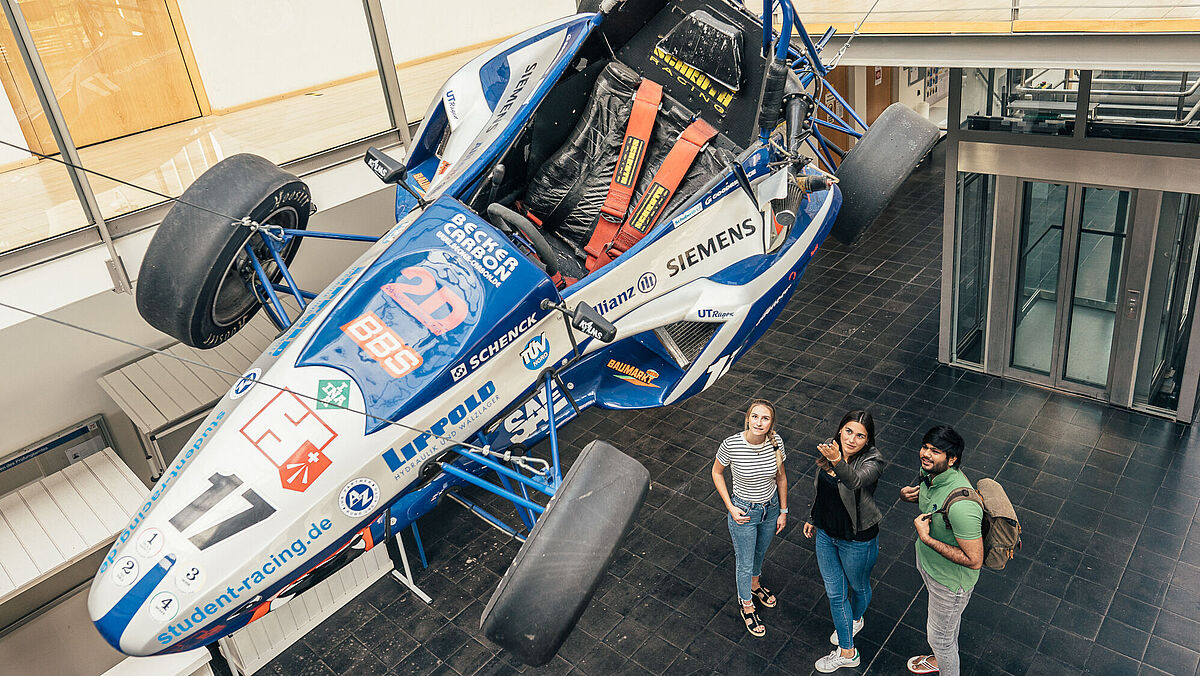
[815,527,879,649]
[727,494,780,603]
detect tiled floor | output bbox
[263,142,1200,676]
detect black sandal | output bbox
[740,606,765,637]
[752,585,777,608]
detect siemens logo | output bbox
[666,219,756,278]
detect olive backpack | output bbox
[933,477,1022,571]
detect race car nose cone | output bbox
[90,553,177,656]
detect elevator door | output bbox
[1005,181,1132,397]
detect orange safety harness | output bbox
[584,79,718,273]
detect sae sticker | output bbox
[339,478,379,518]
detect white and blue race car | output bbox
[89,0,937,665]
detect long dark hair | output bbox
[834,409,875,457]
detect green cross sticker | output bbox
[316,379,351,410]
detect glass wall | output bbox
[1134,193,1200,414]
[960,68,1080,136]
[0,6,90,252]
[951,172,994,367]
[1010,181,1068,375]
[1086,71,1200,143]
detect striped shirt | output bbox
[716,432,786,503]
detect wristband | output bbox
[780,508,788,514]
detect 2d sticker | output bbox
[241,390,338,492]
[382,266,468,336]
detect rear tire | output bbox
[831,103,939,245]
[136,154,310,348]
[481,440,649,666]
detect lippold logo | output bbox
[383,381,497,472]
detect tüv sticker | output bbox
[521,334,550,370]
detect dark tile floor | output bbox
[264,143,1200,676]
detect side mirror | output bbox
[571,302,617,343]
[365,147,407,185]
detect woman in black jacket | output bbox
[803,410,884,673]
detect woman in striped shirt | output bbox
[711,399,788,638]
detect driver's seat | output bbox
[522,61,734,281]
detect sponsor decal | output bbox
[435,212,518,287]
[484,62,539,134]
[382,266,468,336]
[241,390,337,493]
[316,379,351,410]
[272,266,363,357]
[176,564,204,594]
[521,334,550,370]
[136,527,164,558]
[595,285,636,316]
[157,519,333,646]
[149,591,180,622]
[412,173,431,192]
[614,137,645,188]
[339,478,379,518]
[342,312,422,378]
[230,368,261,400]
[627,182,671,233]
[637,272,657,294]
[674,201,703,226]
[649,46,734,113]
[607,359,660,388]
[100,412,225,575]
[702,180,737,208]
[167,472,275,551]
[444,89,458,119]
[666,218,757,278]
[452,312,540,382]
[698,309,735,319]
[113,556,138,587]
[503,382,573,443]
[383,381,498,473]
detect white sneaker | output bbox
[815,648,861,673]
[829,617,864,645]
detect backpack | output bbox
[934,478,1022,571]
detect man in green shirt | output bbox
[899,425,983,676]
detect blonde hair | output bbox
[745,399,784,475]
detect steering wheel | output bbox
[486,204,559,277]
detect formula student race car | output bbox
[89,0,937,666]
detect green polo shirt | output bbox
[916,467,983,592]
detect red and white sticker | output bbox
[342,311,423,377]
[240,390,337,492]
[382,267,467,336]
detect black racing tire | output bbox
[136,154,311,348]
[831,102,940,245]
[481,440,649,666]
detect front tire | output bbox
[481,440,649,666]
[136,154,310,348]
[831,103,939,245]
